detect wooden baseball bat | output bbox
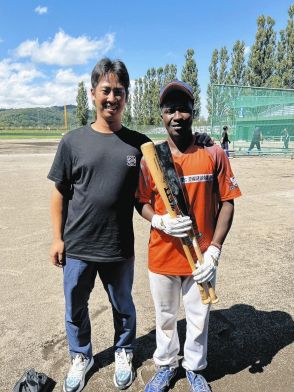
[141,141,211,305]
[155,141,219,304]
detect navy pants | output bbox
[63,257,136,358]
[248,140,261,151]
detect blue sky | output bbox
[0,0,293,117]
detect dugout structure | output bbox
[211,84,294,147]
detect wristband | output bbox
[210,241,222,250]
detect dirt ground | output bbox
[0,139,293,392]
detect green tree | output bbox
[276,4,294,88]
[246,15,277,87]
[142,71,152,125]
[149,67,160,125]
[133,78,144,125]
[207,49,219,118]
[181,48,201,119]
[157,66,164,90]
[218,47,229,85]
[141,68,162,125]
[76,81,89,126]
[91,99,97,122]
[227,40,246,85]
[132,64,177,126]
[122,94,132,126]
[163,64,177,85]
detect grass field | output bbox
[0,129,65,138]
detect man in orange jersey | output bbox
[136,80,241,392]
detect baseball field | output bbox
[0,139,293,392]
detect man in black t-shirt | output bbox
[48,58,212,392]
[49,58,148,392]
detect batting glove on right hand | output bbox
[192,245,221,283]
[151,213,192,238]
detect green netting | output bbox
[211,84,294,146]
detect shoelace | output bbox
[149,368,172,388]
[68,354,87,380]
[115,351,131,372]
[189,373,209,392]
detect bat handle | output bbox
[199,283,211,305]
[181,242,211,305]
[191,235,219,304]
[207,282,219,304]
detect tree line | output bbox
[75,50,201,128]
[76,3,293,127]
[207,4,294,119]
[1,4,293,129]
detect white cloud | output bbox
[0,59,91,109]
[14,31,115,66]
[55,68,86,85]
[34,6,48,15]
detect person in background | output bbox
[248,126,263,154]
[281,128,290,149]
[220,125,231,157]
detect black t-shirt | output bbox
[221,131,229,143]
[48,125,150,262]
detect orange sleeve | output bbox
[214,147,242,201]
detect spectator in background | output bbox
[248,126,263,154]
[281,128,290,149]
[220,126,231,157]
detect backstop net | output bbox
[211,84,294,150]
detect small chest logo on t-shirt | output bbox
[127,155,136,166]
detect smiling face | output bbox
[91,73,126,128]
[161,91,194,142]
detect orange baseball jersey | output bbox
[136,143,242,275]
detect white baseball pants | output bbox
[148,271,211,371]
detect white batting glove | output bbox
[151,213,192,238]
[192,245,221,283]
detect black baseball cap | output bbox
[160,79,194,106]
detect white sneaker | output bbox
[63,353,94,392]
[113,349,135,389]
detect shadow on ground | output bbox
[89,304,293,386]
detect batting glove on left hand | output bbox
[192,245,221,283]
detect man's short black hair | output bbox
[223,126,228,130]
[91,58,130,100]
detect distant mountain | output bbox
[0,105,84,129]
